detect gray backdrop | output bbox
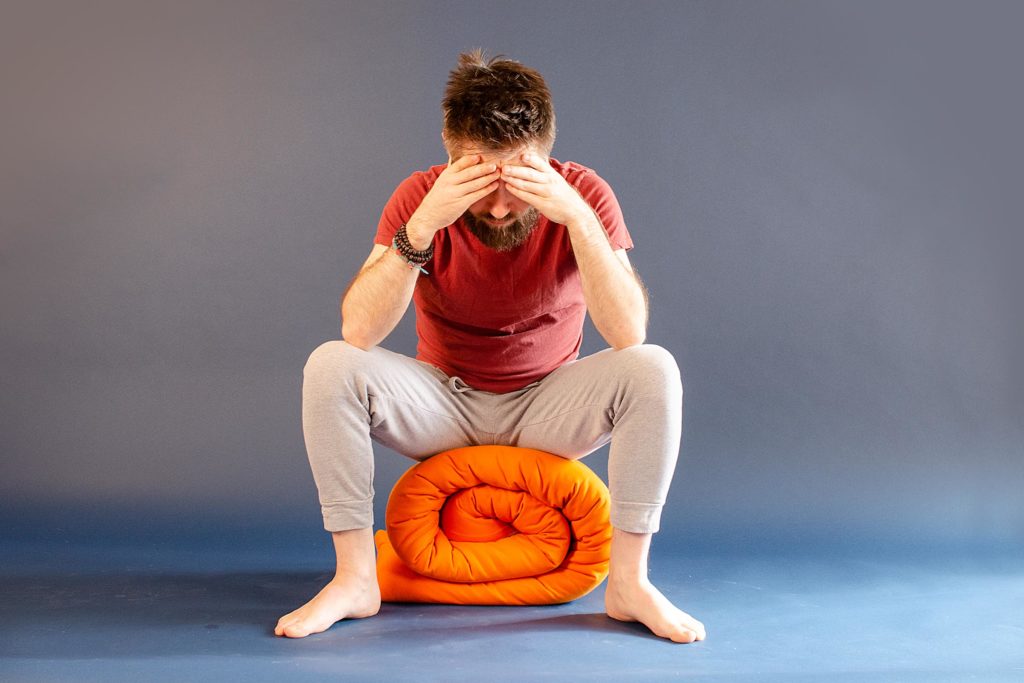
[2,0,1021,553]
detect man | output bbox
[275,51,706,644]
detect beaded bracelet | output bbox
[390,238,429,275]
[394,223,434,262]
[390,223,432,275]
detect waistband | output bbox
[446,374,543,396]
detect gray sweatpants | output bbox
[301,341,684,535]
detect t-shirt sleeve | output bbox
[574,170,634,251]
[374,172,432,247]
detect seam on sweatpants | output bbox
[321,493,374,507]
[367,391,474,427]
[511,402,608,431]
[512,391,674,432]
[368,392,502,448]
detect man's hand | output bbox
[406,155,500,249]
[499,152,594,227]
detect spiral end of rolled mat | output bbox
[374,445,612,605]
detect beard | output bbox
[462,207,541,252]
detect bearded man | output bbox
[275,51,707,644]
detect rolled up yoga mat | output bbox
[374,445,612,605]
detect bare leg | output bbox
[604,528,706,643]
[274,527,382,638]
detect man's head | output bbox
[442,51,555,251]
[442,50,556,157]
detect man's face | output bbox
[449,143,543,252]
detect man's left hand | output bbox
[500,153,593,227]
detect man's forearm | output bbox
[340,249,420,349]
[566,212,648,349]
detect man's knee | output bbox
[615,344,683,397]
[304,339,367,380]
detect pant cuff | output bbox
[321,499,374,532]
[610,501,664,534]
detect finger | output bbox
[453,161,499,185]
[501,176,547,196]
[459,169,501,193]
[502,181,541,204]
[463,180,499,203]
[518,152,551,172]
[500,164,547,183]
[449,153,483,172]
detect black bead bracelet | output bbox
[394,223,434,263]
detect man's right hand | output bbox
[405,155,499,249]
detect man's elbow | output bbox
[609,327,647,351]
[341,337,374,352]
[340,321,375,351]
[611,338,646,351]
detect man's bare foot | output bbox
[604,577,706,643]
[274,573,382,638]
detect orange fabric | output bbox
[374,445,612,605]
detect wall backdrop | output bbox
[2,0,1021,554]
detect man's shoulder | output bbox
[550,158,617,204]
[376,164,447,243]
[550,157,594,179]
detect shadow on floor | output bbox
[1,570,661,659]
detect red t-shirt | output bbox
[374,158,634,393]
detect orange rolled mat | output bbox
[374,445,612,605]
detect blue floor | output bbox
[2,539,1023,682]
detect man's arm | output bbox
[340,155,500,350]
[340,244,419,350]
[500,154,648,349]
[565,225,649,349]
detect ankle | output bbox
[607,570,651,589]
[329,527,377,581]
[331,567,378,584]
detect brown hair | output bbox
[442,50,556,154]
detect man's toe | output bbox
[672,628,697,643]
